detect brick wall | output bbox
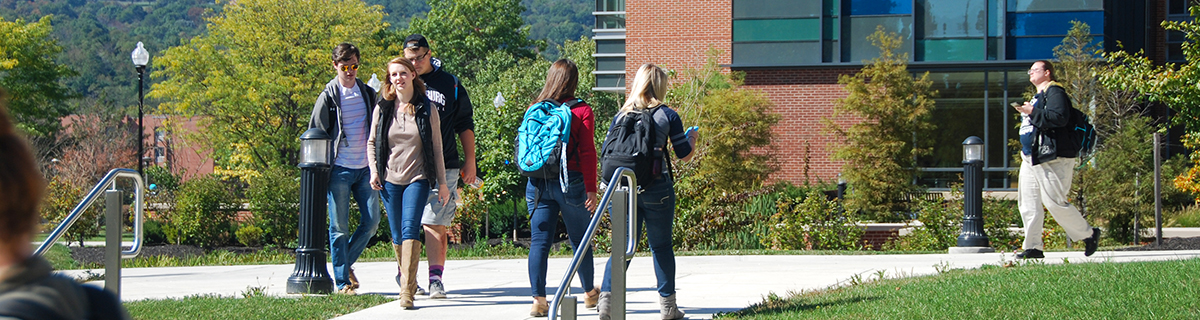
[742,69,861,184]
[626,0,732,78]
[626,0,864,184]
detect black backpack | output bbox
[600,106,663,188]
[1068,107,1097,156]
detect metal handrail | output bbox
[550,167,638,320]
[35,168,145,259]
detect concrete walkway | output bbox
[58,249,1200,320]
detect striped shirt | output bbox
[335,84,370,169]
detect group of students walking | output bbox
[311,35,696,320]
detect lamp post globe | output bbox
[287,127,335,294]
[131,42,149,179]
[951,136,992,253]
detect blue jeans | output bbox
[601,175,676,297]
[527,172,594,297]
[327,166,382,290]
[383,179,430,243]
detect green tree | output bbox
[401,0,545,80]
[826,26,937,221]
[149,0,386,178]
[0,15,76,137]
[465,37,617,213]
[662,48,780,249]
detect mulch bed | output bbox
[1113,236,1200,251]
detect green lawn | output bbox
[719,258,1200,319]
[124,294,390,320]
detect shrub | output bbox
[763,189,864,250]
[236,225,264,247]
[173,174,238,247]
[826,27,936,221]
[247,167,299,246]
[143,219,168,245]
[40,176,103,246]
[886,196,959,251]
[982,197,1022,251]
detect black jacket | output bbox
[1028,83,1078,165]
[420,58,474,169]
[373,98,439,183]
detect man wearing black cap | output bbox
[403,34,477,299]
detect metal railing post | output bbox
[610,186,628,320]
[104,190,122,296]
[549,168,637,320]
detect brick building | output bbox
[595,0,1182,190]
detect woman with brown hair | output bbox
[367,57,449,310]
[0,91,130,319]
[524,59,600,317]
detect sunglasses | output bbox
[339,63,359,72]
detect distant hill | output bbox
[1,0,593,112]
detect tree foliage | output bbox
[0,15,75,137]
[149,0,386,178]
[826,26,937,221]
[465,37,618,210]
[401,0,545,80]
[662,49,780,249]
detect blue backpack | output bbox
[516,99,581,191]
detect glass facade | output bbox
[593,0,626,91]
[916,70,1028,189]
[1167,0,1195,63]
[731,0,1107,66]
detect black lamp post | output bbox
[131,42,149,178]
[287,127,334,294]
[950,136,993,253]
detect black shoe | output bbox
[1015,249,1044,259]
[1084,227,1100,257]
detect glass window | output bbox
[922,72,987,168]
[734,42,823,65]
[734,0,820,19]
[596,14,625,29]
[847,16,913,62]
[1007,0,1102,12]
[1008,36,1104,60]
[734,19,821,42]
[596,40,625,55]
[596,74,624,88]
[596,57,625,72]
[824,17,840,40]
[918,0,985,38]
[1007,11,1104,36]
[848,0,913,15]
[824,0,840,16]
[596,0,624,12]
[987,0,1003,37]
[917,39,985,61]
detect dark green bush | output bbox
[763,189,864,250]
[173,174,238,247]
[885,197,959,251]
[236,224,264,247]
[143,219,167,245]
[247,167,299,246]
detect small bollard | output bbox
[559,295,577,319]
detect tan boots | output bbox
[394,240,422,309]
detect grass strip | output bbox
[719,258,1200,319]
[124,293,390,320]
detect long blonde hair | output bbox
[620,64,668,114]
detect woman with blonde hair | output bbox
[596,64,697,320]
[367,57,450,310]
[524,59,601,317]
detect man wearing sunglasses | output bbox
[402,34,477,299]
[308,42,381,295]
